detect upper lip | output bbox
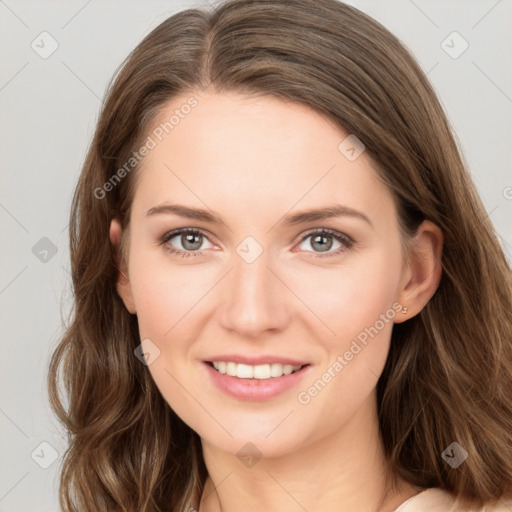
[204,354,310,366]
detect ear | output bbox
[109,218,137,314]
[394,220,443,323]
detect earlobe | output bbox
[109,218,137,314]
[394,220,443,323]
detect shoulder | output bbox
[395,487,512,512]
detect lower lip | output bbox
[203,362,312,400]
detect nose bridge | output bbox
[218,237,289,337]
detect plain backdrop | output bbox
[1,0,511,510]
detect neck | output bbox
[197,392,422,512]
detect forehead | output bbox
[130,90,394,226]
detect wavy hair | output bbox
[47,0,512,510]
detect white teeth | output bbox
[236,363,254,378]
[270,363,283,377]
[226,361,237,377]
[283,365,293,375]
[211,361,303,379]
[253,364,270,379]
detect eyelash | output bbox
[160,228,355,259]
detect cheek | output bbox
[291,282,398,445]
[128,247,216,339]
[284,244,403,345]
[127,254,210,427]
[285,246,402,412]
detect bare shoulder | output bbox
[395,488,512,512]
[482,498,512,512]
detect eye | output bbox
[160,229,214,258]
[296,228,354,258]
[160,227,354,259]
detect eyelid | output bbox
[161,227,354,258]
[161,228,217,249]
[295,228,354,256]
[298,227,353,244]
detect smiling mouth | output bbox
[207,361,309,379]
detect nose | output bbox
[218,246,290,338]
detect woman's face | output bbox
[112,89,412,458]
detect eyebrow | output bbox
[145,203,373,228]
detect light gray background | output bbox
[1,0,511,510]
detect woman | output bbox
[48,0,512,510]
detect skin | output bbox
[110,89,443,512]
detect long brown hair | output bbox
[47,0,512,510]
